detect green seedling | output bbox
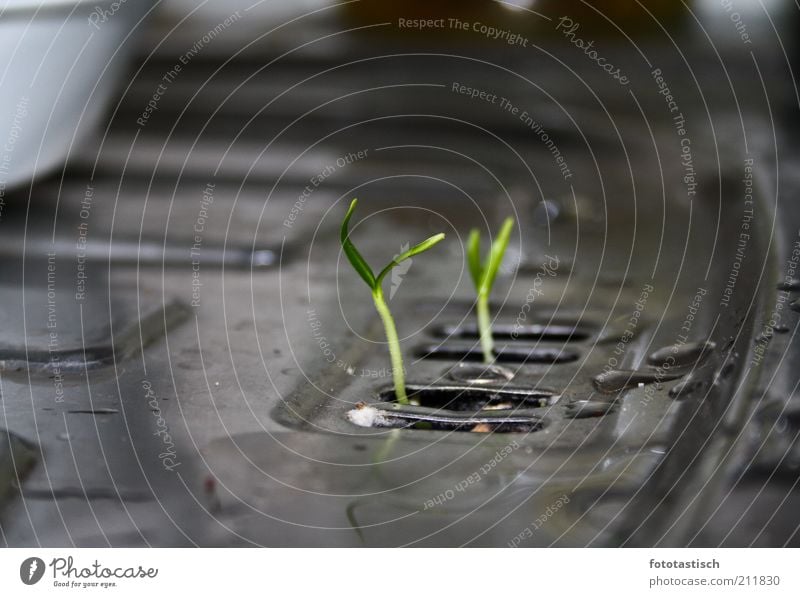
[341,199,445,405]
[467,217,515,363]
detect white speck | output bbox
[346,366,355,376]
[347,405,389,428]
[214,382,220,387]
[637,382,645,388]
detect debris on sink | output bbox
[346,402,390,428]
[203,474,222,513]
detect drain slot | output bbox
[436,322,591,342]
[347,402,544,433]
[416,343,579,364]
[378,384,559,411]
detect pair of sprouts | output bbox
[341,199,514,404]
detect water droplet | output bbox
[499,247,523,276]
[447,363,515,385]
[593,369,684,393]
[669,377,704,399]
[777,278,800,292]
[251,249,276,267]
[532,199,562,227]
[597,317,640,343]
[772,324,790,334]
[597,273,631,288]
[647,341,715,368]
[57,433,72,441]
[714,360,735,385]
[565,400,616,419]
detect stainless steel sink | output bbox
[1,3,798,547]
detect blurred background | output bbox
[1,0,800,547]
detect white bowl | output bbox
[0,0,152,193]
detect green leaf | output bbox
[375,233,446,288]
[479,217,514,296]
[340,199,376,288]
[467,229,482,292]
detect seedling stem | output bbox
[371,286,407,403]
[476,291,493,363]
[467,218,515,363]
[341,199,445,405]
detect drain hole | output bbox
[436,323,591,342]
[412,420,541,433]
[378,384,559,411]
[347,402,544,433]
[416,343,580,364]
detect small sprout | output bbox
[341,199,445,404]
[467,217,515,363]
